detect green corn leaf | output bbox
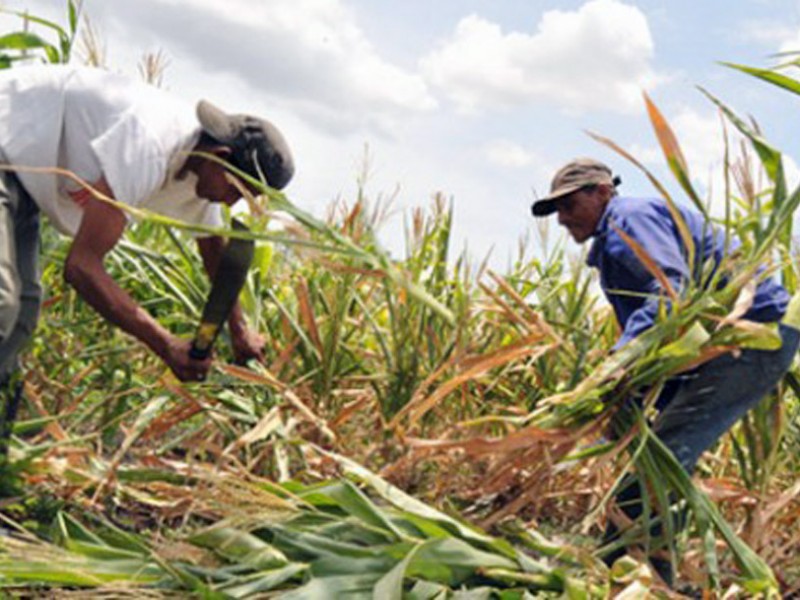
[55,512,107,548]
[782,291,800,330]
[191,527,289,569]
[278,574,382,599]
[57,540,148,562]
[655,321,710,360]
[311,446,507,553]
[0,31,52,50]
[44,43,60,63]
[645,430,778,592]
[372,543,423,600]
[215,563,307,598]
[309,553,400,578]
[722,61,800,97]
[408,537,518,586]
[68,0,79,35]
[406,579,448,599]
[254,242,274,286]
[713,320,783,351]
[271,526,387,560]
[1,10,68,40]
[0,558,164,586]
[305,480,405,541]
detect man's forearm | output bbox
[64,256,172,358]
[61,189,208,381]
[227,301,248,334]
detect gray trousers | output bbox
[0,170,41,383]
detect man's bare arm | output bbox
[64,180,211,381]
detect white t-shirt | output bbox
[0,65,222,236]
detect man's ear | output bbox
[193,138,231,158]
[209,145,232,159]
[198,145,232,172]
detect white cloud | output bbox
[83,0,436,135]
[484,139,539,168]
[420,0,661,115]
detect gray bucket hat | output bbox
[531,158,617,217]
[197,100,295,190]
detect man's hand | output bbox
[162,336,214,382]
[230,325,266,365]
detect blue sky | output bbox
[5,0,800,266]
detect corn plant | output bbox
[0,0,81,67]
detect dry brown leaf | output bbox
[405,424,569,458]
[219,364,335,441]
[391,337,557,429]
[644,92,690,176]
[295,279,323,355]
[612,225,678,301]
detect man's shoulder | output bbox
[64,67,196,142]
[0,63,73,89]
[607,195,665,218]
[606,196,685,232]
[0,64,145,100]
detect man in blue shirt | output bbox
[532,158,799,585]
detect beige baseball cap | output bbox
[531,158,617,217]
[197,100,295,190]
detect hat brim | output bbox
[530,183,583,217]
[197,100,237,143]
[530,198,558,217]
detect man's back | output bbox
[0,65,212,235]
[588,195,789,348]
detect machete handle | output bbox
[189,343,210,361]
[190,322,219,360]
[189,219,253,363]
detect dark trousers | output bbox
[604,323,800,584]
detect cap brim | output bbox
[531,198,558,217]
[530,183,584,217]
[197,100,236,143]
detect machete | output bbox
[190,219,255,360]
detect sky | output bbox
[5,0,800,267]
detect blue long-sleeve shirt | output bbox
[587,196,789,350]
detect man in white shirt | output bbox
[0,65,294,386]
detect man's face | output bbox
[195,160,244,206]
[555,186,608,243]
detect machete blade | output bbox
[190,219,254,360]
